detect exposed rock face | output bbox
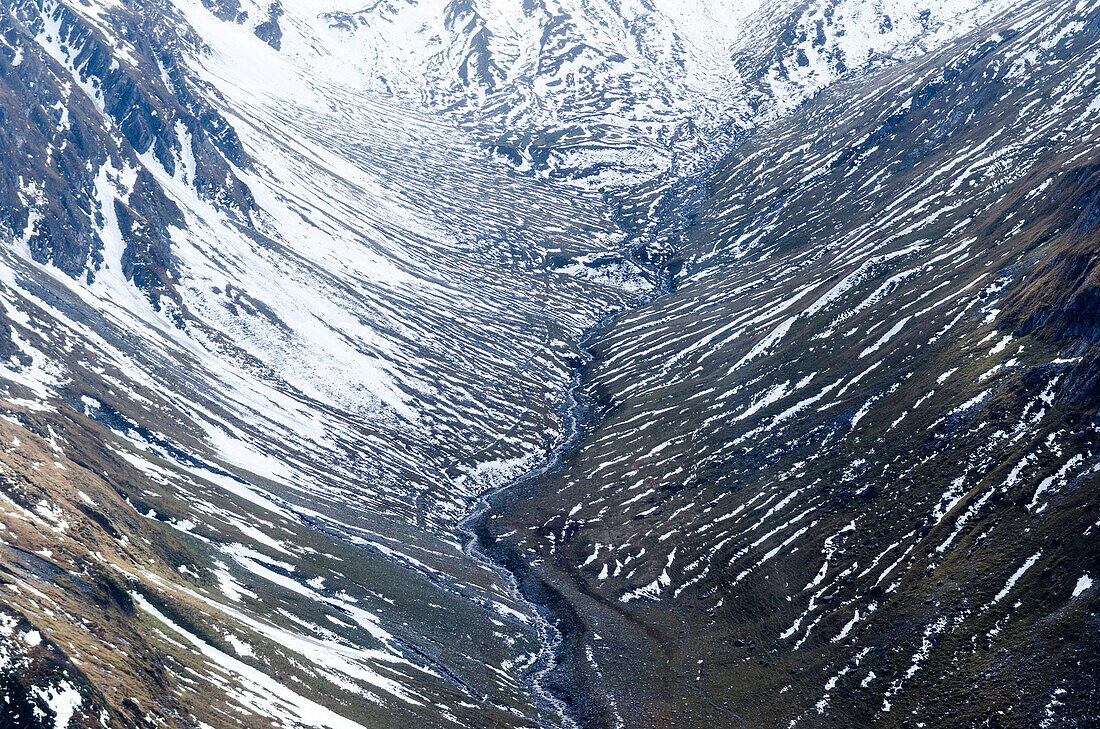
[1,0,252,294]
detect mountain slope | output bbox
[0,0,643,725]
[484,0,1100,725]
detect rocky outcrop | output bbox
[0,0,254,288]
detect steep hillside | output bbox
[484,0,1100,726]
[0,0,640,725]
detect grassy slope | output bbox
[487,2,1100,726]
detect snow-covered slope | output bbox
[485,0,1100,725]
[214,0,1025,218]
[0,0,645,724]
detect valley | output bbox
[0,0,1096,727]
